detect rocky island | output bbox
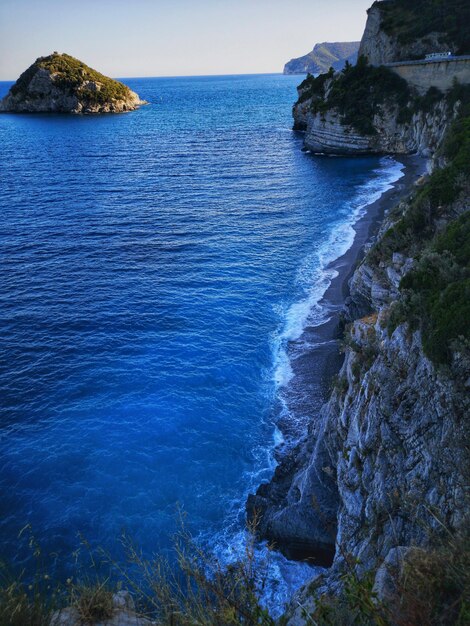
[0,53,145,114]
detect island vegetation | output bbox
[0,53,143,114]
[11,54,132,105]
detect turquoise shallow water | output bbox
[0,74,403,609]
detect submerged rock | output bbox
[0,53,145,114]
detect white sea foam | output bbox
[273,425,285,446]
[272,157,404,392]
[200,519,317,618]
[208,157,406,617]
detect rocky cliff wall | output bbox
[358,3,398,66]
[359,2,459,66]
[282,183,470,624]
[294,82,455,157]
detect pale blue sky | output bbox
[0,0,372,80]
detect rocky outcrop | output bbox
[309,99,452,156]
[284,42,359,76]
[293,73,457,157]
[359,1,461,66]
[0,53,145,114]
[247,411,339,566]
[282,184,470,621]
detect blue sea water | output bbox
[0,74,403,609]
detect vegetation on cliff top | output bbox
[10,53,132,105]
[372,92,470,365]
[297,56,411,135]
[374,0,470,56]
[399,213,470,365]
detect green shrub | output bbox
[412,86,443,115]
[294,57,413,136]
[296,68,335,104]
[310,57,409,135]
[397,213,470,364]
[326,56,411,135]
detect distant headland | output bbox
[283,42,360,75]
[0,53,145,114]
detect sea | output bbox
[0,74,404,613]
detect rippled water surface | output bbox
[0,74,401,606]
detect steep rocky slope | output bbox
[283,114,470,621]
[249,105,470,623]
[249,2,470,623]
[283,42,359,76]
[360,0,470,66]
[0,53,144,114]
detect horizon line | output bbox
[0,70,300,83]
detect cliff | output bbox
[283,42,359,76]
[249,103,470,623]
[286,110,469,622]
[248,1,470,622]
[360,0,470,66]
[292,0,470,157]
[0,53,144,114]
[292,55,467,157]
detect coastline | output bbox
[248,154,428,563]
[276,154,427,447]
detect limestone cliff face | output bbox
[358,3,452,66]
[283,188,469,623]
[358,3,397,66]
[0,53,144,114]
[294,76,455,157]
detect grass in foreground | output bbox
[1,519,469,625]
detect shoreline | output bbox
[248,153,428,564]
[276,154,427,446]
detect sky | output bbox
[0,0,373,80]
